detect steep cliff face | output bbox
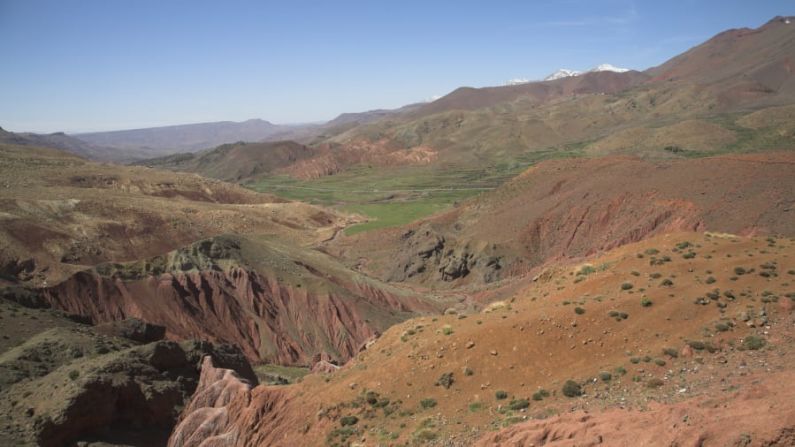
[168,356,299,447]
[167,356,255,447]
[38,236,438,365]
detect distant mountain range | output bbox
[1,120,321,162]
[73,119,321,160]
[0,127,111,160]
[3,16,794,169]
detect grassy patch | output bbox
[420,398,437,409]
[342,202,452,235]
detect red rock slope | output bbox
[37,235,440,365]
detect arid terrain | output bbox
[1,13,795,447]
[169,233,795,446]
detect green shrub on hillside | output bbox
[562,380,582,397]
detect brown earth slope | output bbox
[168,232,795,445]
[136,140,321,182]
[0,143,350,285]
[647,16,795,109]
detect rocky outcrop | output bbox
[310,359,340,374]
[167,356,299,447]
[0,257,36,283]
[167,356,254,447]
[387,225,505,283]
[0,317,257,447]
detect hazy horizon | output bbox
[1,0,792,133]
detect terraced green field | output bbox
[247,149,582,234]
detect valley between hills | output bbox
[1,14,795,447]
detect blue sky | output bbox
[0,0,791,133]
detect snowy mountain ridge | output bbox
[504,63,631,85]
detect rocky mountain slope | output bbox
[165,232,795,445]
[0,294,257,447]
[647,16,795,109]
[135,140,321,183]
[35,235,442,366]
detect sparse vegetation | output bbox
[340,415,359,427]
[468,402,484,412]
[495,390,508,400]
[508,399,530,410]
[532,389,550,401]
[742,335,766,351]
[562,380,582,397]
[420,398,437,409]
[436,372,454,389]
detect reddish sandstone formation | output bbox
[168,356,254,447]
[169,356,306,447]
[38,236,437,365]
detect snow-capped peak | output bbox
[504,64,632,87]
[544,69,582,81]
[542,64,630,81]
[588,63,630,73]
[505,78,531,86]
